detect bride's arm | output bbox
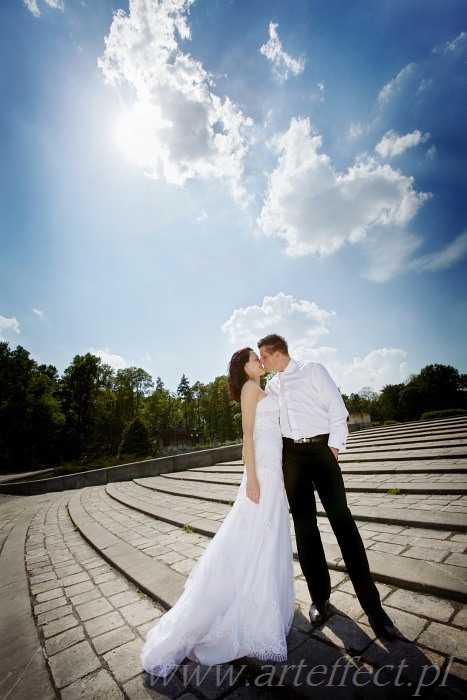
[240,380,260,504]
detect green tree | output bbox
[200,376,237,443]
[60,353,114,461]
[177,374,195,428]
[400,364,466,421]
[0,343,63,470]
[142,387,182,437]
[155,376,164,391]
[379,383,404,422]
[119,417,152,459]
[114,367,154,425]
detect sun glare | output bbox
[113,104,170,168]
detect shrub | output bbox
[421,409,467,420]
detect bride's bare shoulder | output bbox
[240,380,261,401]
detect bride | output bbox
[140,348,295,677]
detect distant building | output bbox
[348,412,372,432]
[156,427,204,453]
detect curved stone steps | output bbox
[345,416,467,440]
[192,460,467,474]
[339,438,467,461]
[134,475,467,532]
[68,490,185,611]
[348,434,467,449]
[102,480,467,604]
[339,447,467,462]
[62,486,467,697]
[161,470,467,495]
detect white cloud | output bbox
[433,31,467,55]
[362,227,467,282]
[221,292,334,347]
[260,22,306,82]
[98,0,251,201]
[221,295,408,392]
[0,316,20,340]
[89,348,126,370]
[336,348,408,392]
[196,209,208,222]
[411,230,467,272]
[378,63,416,103]
[24,0,64,17]
[375,130,430,158]
[278,344,409,393]
[273,337,408,393]
[348,122,366,141]
[361,228,422,283]
[426,145,437,160]
[257,117,429,259]
[33,308,45,318]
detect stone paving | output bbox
[1,416,467,699]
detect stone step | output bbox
[347,416,467,438]
[134,476,467,532]
[162,470,467,495]
[191,459,467,474]
[340,447,467,462]
[104,482,467,604]
[345,439,467,453]
[348,433,467,448]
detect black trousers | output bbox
[282,439,381,615]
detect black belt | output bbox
[283,434,329,444]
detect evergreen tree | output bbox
[119,417,152,459]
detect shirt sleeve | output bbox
[265,374,279,397]
[311,363,349,452]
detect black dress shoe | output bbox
[367,609,398,640]
[309,600,331,627]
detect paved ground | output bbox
[1,415,466,699]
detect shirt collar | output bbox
[280,357,298,375]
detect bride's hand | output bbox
[246,476,260,504]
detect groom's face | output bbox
[259,348,279,372]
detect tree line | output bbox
[0,341,465,472]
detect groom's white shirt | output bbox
[265,358,349,452]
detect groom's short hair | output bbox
[258,334,289,355]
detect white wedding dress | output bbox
[141,393,295,677]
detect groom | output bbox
[258,333,397,640]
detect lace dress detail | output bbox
[140,394,295,676]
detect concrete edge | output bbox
[0,444,243,497]
[0,508,55,699]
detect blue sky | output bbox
[1,0,466,394]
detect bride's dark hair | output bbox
[227,347,253,402]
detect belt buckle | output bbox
[294,437,310,443]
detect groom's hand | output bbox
[329,447,339,461]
